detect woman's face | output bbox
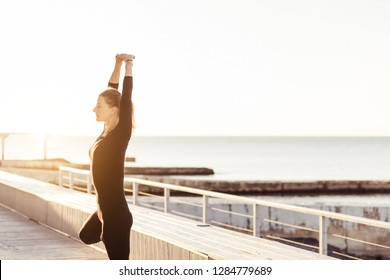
[93,96,117,122]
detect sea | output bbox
[2,135,390,182]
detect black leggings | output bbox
[79,211,132,260]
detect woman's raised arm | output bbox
[124,56,134,77]
[118,54,135,138]
[108,55,124,89]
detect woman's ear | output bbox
[111,107,119,116]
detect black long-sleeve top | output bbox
[89,76,133,223]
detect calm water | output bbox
[2,136,390,181]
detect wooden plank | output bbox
[0,206,107,260]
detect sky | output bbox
[0,0,390,137]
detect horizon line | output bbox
[1,132,390,138]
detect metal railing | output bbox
[0,132,50,160]
[59,166,92,194]
[58,166,390,258]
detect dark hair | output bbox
[99,88,135,130]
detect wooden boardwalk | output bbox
[0,170,336,260]
[0,205,107,260]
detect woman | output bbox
[79,53,135,260]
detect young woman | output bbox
[79,53,135,260]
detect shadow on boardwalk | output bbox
[0,205,107,260]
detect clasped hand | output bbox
[116,53,135,62]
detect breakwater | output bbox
[137,176,390,195]
[0,159,214,175]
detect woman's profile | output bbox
[79,53,135,260]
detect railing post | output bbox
[164,188,170,213]
[87,174,92,194]
[1,133,9,160]
[202,195,210,224]
[58,168,63,187]
[319,216,328,255]
[69,171,74,190]
[43,135,49,160]
[132,182,139,206]
[253,203,260,237]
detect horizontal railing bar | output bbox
[331,251,362,260]
[264,219,318,233]
[124,189,134,194]
[211,207,253,218]
[61,183,92,193]
[62,182,86,188]
[137,202,164,212]
[266,235,318,250]
[131,190,162,198]
[332,234,390,249]
[72,178,87,181]
[73,186,93,193]
[169,198,202,208]
[59,166,90,175]
[73,178,88,183]
[170,210,202,221]
[64,181,84,188]
[137,192,162,198]
[211,220,253,233]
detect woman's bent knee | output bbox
[79,229,101,245]
[79,212,102,244]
